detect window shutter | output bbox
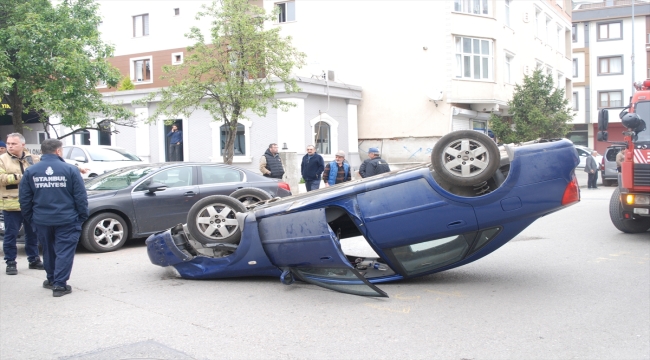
[143,14,149,36]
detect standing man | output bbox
[166,124,183,161]
[616,148,626,173]
[584,150,599,190]
[0,133,44,275]
[323,150,351,187]
[19,139,88,297]
[301,145,324,192]
[260,143,285,179]
[359,147,391,178]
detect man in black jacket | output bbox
[359,147,391,178]
[301,145,324,191]
[259,143,285,179]
[19,139,88,297]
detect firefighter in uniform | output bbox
[19,139,88,297]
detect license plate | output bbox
[633,208,649,215]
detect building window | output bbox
[556,24,562,52]
[598,90,623,108]
[276,1,295,23]
[37,132,47,144]
[220,123,246,156]
[504,0,510,27]
[598,56,623,75]
[133,14,149,37]
[572,92,579,110]
[535,7,542,38]
[455,36,493,80]
[545,16,551,43]
[314,121,330,155]
[572,23,577,42]
[598,21,622,40]
[454,0,490,15]
[546,66,553,77]
[557,73,564,89]
[504,53,513,83]
[174,8,179,16]
[131,57,152,82]
[572,59,578,77]
[171,52,183,65]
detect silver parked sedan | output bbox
[80,162,292,253]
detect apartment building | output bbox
[267,0,573,166]
[571,0,650,152]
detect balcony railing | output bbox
[576,0,648,10]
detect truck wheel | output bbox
[187,195,247,245]
[230,188,271,206]
[609,188,650,233]
[432,130,500,187]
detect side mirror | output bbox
[147,182,167,193]
[598,108,609,131]
[73,156,87,163]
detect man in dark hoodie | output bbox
[259,143,285,179]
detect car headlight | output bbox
[626,195,650,205]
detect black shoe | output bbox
[43,280,54,290]
[6,261,17,275]
[52,285,72,297]
[29,260,45,270]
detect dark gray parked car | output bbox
[601,145,625,186]
[79,162,291,253]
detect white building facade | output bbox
[571,0,650,153]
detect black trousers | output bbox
[170,143,182,161]
[588,171,598,188]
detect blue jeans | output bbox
[34,223,81,287]
[305,179,321,192]
[3,210,40,263]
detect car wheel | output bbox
[229,188,272,206]
[609,188,650,233]
[81,213,129,252]
[602,179,611,187]
[431,130,500,186]
[187,195,247,245]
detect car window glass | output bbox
[135,167,193,191]
[200,166,242,184]
[86,167,155,191]
[606,148,620,161]
[389,234,471,276]
[70,148,87,162]
[61,147,72,159]
[86,147,141,161]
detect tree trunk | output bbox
[9,84,23,134]
[222,121,237,165]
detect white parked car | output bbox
[62,145,143,178]
[574,145,603,169]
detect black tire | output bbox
[81,213,129,253]
[230,187,271,206]
[187,195,247,245]
[609,188,650,233]
[432,130,500,186]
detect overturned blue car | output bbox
[146,131,580,297]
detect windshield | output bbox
[634,101,650,143]
[86,147,141,161]
[85,166,155,191]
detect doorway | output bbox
[164,120,183,162]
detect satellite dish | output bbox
[427,88,443,101]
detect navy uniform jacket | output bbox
[19,154,88,226]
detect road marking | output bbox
[425,290,464,297]
[364,303,411,313]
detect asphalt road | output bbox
[0,186,648,360]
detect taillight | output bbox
[561,174,580,206]
[278,181,291,192]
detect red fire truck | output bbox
[598,79,650,233]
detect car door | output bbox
[258,208,387,297]
[131,166,198,234]
[196,165,244,200]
